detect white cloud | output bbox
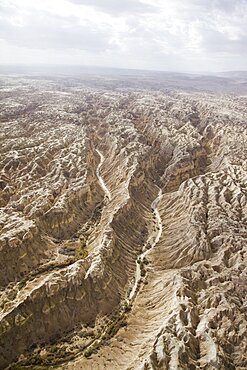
[0,0,246,72]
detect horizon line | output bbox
[0,63,246,76]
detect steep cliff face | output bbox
[0,77,246,369]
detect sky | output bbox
[0,0,246,72]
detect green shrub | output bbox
[84,348,93,358]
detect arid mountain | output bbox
[0,72,246,369]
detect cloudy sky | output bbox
[0,0,246,72]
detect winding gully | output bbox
[96,149,112,201]
[95,147,163,307]
[79,187,163,359]
[128,188,163,302]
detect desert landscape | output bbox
[0,70,247,369]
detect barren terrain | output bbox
[0,70,246,369]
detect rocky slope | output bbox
[0,75,246,369]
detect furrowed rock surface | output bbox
[0,75,246,369]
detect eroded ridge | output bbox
[0,75,246,370]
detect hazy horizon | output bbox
[0,63,247,77]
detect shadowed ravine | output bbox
[128,188,162,302]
